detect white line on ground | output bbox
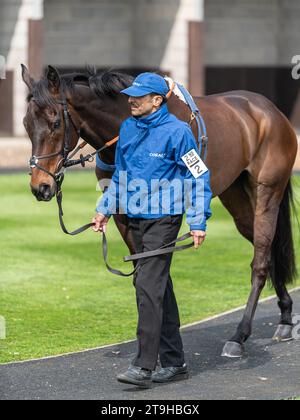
[1,286,300,367]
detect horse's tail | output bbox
[270,178,298,287]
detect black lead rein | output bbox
[56,170,195,278]
[56,180,195,278]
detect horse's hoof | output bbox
[221,341,244,358]
[273,324,293,342]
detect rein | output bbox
[29,81,198,277]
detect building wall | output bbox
[205,0,300,67]
[44,0,133,68]
[0,0,22,135]
[132,0,203,85]
[44,0,203,86]
[1,0,203,135]
[204,0,300,118]
[205,0,280,66]
[0,0,43,136]
[278,0,300,66]
[0,0,23,58]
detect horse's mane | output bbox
[86,67,133,98]
[27,67,134,108]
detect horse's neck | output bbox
[71,90,191,163]
[70,88,129,153]
[79,107,123,151]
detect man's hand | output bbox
[190,230,206,249]
[92,213,110,233]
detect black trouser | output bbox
[128,215,185,371]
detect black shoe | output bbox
[117,366,152,389]
[152,364,189,383]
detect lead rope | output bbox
[56,182,194,277]
[55,205,194,277]
[56,179,138,277]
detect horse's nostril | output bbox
[39,183,52,200]
[40,183,49,192]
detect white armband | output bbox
[181,149,208,179]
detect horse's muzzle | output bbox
[31,183,55,202]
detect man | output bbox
[93,73,212,388]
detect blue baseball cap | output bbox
[121,72,169,98]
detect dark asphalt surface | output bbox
[1,290,300,400]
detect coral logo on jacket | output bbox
[149,152,166,158]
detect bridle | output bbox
[29,81,178,187]
[29,90,95,186]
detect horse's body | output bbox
[22,66,298,357]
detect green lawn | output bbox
[0,172,299,364]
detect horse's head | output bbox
[22,65,80,201]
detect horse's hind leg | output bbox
[218,171,255,245]
[272,281,294,342]
[270,181,295,342]
[113,214,136,255]
[218,172,256,357]
[222,177,293,357]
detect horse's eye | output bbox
[53,121,61,130]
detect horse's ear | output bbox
[46,65,61,93]
[21,64,34,90]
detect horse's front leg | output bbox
[222,183,282,358]
[113,214,136,255]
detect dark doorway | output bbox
[0,71,14,136]
[205,66,299,119]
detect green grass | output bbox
[0,172,300,364]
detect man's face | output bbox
[128,94,163,118]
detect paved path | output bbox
[1,290,300,400]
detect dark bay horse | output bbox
[22,64,298,358]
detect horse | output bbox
[21,64,298,358]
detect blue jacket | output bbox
[96,103,212,231]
